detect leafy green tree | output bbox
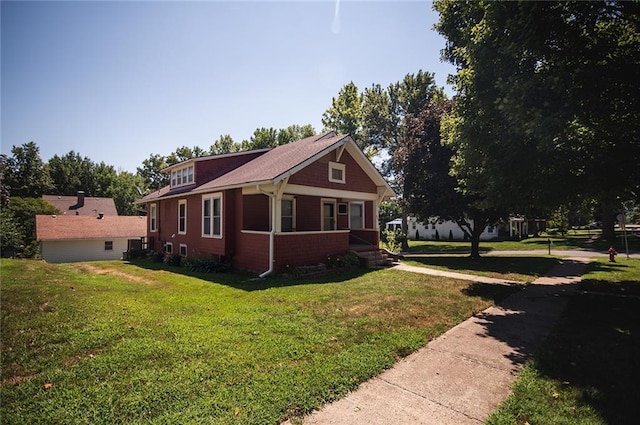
[1,197,59,257]
[400,98,502,258]
[322,81,363,146]
[434,0,640,241]
[242,127,278,150]
[136,153,168,190]
[166,146,195,166]
[48,151,96,195]
[2,142,53,197]
[108,171,146,216]
[209,134,240,155]
[276,125,316,146]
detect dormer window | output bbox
[171,165,194,188]
[328,162,345,184]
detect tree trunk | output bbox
[600,201,617,242]
[401,208,409,251]
[470,236,481,259]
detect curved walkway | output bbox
[286,257,590,425]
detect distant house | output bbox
[137,132,395,275]
[42,191,118,216]
[36,215,146,263]
[386,217,498,241]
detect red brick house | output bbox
[137,132,395,276]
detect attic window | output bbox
[328,162,345,184]
[171,165,194,188]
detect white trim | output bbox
[164,242,173,254]
[321,198,337,231]
[178,199,187,235]
[349,201,365,229]
[328,161,346,184]
[202,193,223,239]
[171,165,194,188]
[244,183,381,201]
[281,196,296,232]
[241,229,350,236]
[149,203,157,232]
[179,243,187,257]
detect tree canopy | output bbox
[434,0,640,240]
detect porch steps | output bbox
[352,248,399,268]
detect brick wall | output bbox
[273,231,349,273]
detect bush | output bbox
[163,253,182,267]
[382,229,406,253]
[182,255,231,273]
[449,229,454,241]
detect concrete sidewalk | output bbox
[287,258,590,425]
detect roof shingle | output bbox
[36,215,147,241]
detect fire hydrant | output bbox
[608,246,618,262]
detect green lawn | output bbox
[487,258,640,425]
[406,231,639,253]
[402,255,559,283]
[1,259,518,425]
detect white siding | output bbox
[40,238,130,263]
[392,217,498,241]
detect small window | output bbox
[349,202,364,229]
[179,244,187,257]
[150,203,157,232]
[170,165,195,188]
[164,242,173,254]
[328,162,345,184]
[178,199,187,235]
[104,241,113,251]
[281,198,295,232]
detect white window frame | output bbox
[178,199,187,235]
[281,196,296,232]
[150,203,157,232]
[170,165,194,188]
[164,242,173,254]
[202,193,223,238]
[321,198,337,231]
[349,201,365,229]
[179,243,187,257]
[328,161,346,184]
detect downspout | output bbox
[257,184,276,278]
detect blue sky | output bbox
[1,0,455,173]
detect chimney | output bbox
[77,191,85,208]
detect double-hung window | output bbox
[178,200,187,235]
[150,203,157,232]
[202,193,222,238]
[281,198,295,232]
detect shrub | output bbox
[163,253,182,267]
[449,229,454,241]
[182,255,231,273]
[382,229,406,253]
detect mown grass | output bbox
[487,258,640,425]
[406,231,639,254]
[402,255,559,283]
[1,259,518,424]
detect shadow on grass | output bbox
[461,281,523,304]
[405,255,559,279]
[125,259,375,291]
[533,290,640,424]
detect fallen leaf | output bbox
[44,383,53,390]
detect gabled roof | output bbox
[36,215,146,241]
[42,194,118,216]
[138,132,395,202]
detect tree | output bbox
[400,98,502,258]
[209,134,239,155]
[434,0,640,241]
[108,171,146,216]
[241,127,278,151]
[1,197,59,257]
[321,81,363,147]
[276,125,316,146]
[137,153,169,190]
[2,142,52,197]
[48,151,97,196]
